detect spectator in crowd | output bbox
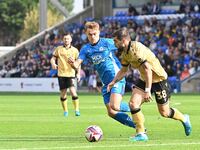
[141,3,151,15]
[78,68,86,87]
[150,0,161,14]
[96,73,102,93]
[161,0,173,5]
[179,0,187,13]
[128,4,139,16]
[180,64,190,80]
[88,70,97,93]
[193,2,200,13]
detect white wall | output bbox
[0,78,59,92]
[72,0,84,14]
[0,46,15,57]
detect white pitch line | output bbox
[0,142,200,150]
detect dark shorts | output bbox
[97,81,102,87]
[58,77,76,90]
[134,79,171,104]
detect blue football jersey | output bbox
[79,38,124,85]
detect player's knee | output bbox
[107,109,115,118]
[110,103,119,111]
[168,108,175,118]
[60,97,67,101]
[160,111,169,118]
[160,108,175,118]
[72,96,78,100]
[130,108,141,114]
[60,89,66,95]
[129,101,137,110]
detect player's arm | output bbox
[69,46,86,70]
[107,64,129,92]
[76,65,81,82]
[141,61,152,91]
[113,65,128,83]
[136,41,153,101]
[74,50,81,82]
[50,56,58,69]
[140,61,153,102]
[68,58,83,70]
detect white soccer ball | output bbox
[85,125,103,142]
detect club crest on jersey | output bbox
[99,47,104,51]
[138,58,143,63]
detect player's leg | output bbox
[129,88,148,142]
[154,80,192,136]
[110,81,130,112]
[58,77,68,116]
[157,103,191,136]
[105,102,135,128]
[68,77,80,116]
[105,81,135,127]
[101,83,135,128]
[103,86,135,128]
[110,92,135,128]
[110,92,130,112]
[120,101,131,112]
[60,89,68,116]
[69,86,80,116]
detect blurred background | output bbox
[0,0,200,93]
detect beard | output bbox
[115,46,124,58]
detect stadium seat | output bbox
[115,11,127,17]
[160,9,176,14]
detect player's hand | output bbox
[143,92,153,102]
[68,57,74,65]
[76,74,81,82]
[52,63,58,69]
[68,57,76,69]
[107,81,115,92]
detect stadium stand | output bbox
[0,1,200,93]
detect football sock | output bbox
[169,108,185,122]
[131,110,145,133]
[72,99,79,111]
[61,100,68,112]
[114,112,136,128]
[120,101,130,112]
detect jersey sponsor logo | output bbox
[91,54,107,64]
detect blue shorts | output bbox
[102,80,125,105]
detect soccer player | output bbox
[50,32,80,117]
[107,27,192,141]
[68,21,135,128]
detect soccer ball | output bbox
[85,125,103,142]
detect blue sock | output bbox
[113,112,135,128]
[120,101,130,112]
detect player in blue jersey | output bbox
[68,21,135,128]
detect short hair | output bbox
[84,21,100,30]
[63,31,72,37]
[113,27,130,40]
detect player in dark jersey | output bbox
[108,27,192,142]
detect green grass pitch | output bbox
[0,93,199,150]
